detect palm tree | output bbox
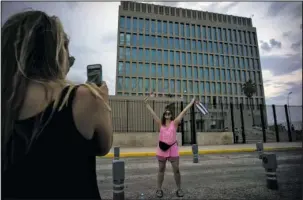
[242,79,257,126]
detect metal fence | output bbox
[109,98,302,144]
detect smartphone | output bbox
[87,64,102,86]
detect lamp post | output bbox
[287,92,292,126]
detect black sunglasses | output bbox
[69,56,75,67]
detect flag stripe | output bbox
[195,102,209,115]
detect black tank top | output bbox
[2,86,101,199]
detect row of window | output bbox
[118,49,260,69]
[116,91,263,107]
[116,77,264,96]
[119,17,257,45]
[117,63,262,83]
[120,33,259,57]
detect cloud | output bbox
[261,53,302,76]
[290,40,302,51]
[260,39,282,52]
[267,2,302,19]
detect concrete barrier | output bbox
[196,132,234,145]
[113,131,233,147]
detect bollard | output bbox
[114,147,120,160]
[262,153,278,190]
[256,142,264,159]
[192,144,199,163]
[112,160,125,200]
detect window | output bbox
[208,42,213,53]
[169,22,174,35]
[180,23,184,36]
[199,67,203,78]
[193,53,197,65]
[125,47,130,59]
[194,81,198,93]
[181,52,186,65]
[222,83,226,94]
[211,82,216,94]
[214,55,219,66]
[131,63,137,75]
[138,18,144,31]
[185,24,190,37]
[119,16,125,29]
[164,79,169,93]
[187,66,192,78]
[221,69,226,80]
[206,82,210,94]
[222,29,226,41]
[124,77,130,90]
[145,19,150,32]
[164,65,169,78]
[176,80,181,93]
[213,42,218,53]
[207,27,212,40]
[144,78,150,92]
[172,22,178,36]
[181,66,186,78]
[176,66,180,77]
[203,41,207,52]
[204,68,209,80]
[203,54,208,66]
[202,26,206,39]
[216,69,220,80]
[199,82,204,94]
[157,20,162,33]
[185,39,191,50]
[170,79,175,93]
[119,33,125,45]
[219,56,223,66]
[227,69,231,81]
[119,47,124,59]
[150,20,156,33]
[117,77,123,90]
[197,25,201,38]
[217,28,221,41]
[197,54,202,65]
[212,27,217,40]
[191,24,196,38]
[217,83,221,94]
[163,21,168,34]
[210,68,215,80]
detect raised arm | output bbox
[144,96,161,126]
[174,98,196,126]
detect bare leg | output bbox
[157,159,166,190]
[170,158,181,189]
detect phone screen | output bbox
[87,64,102,86]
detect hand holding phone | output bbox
[87,64,103,86]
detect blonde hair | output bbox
[1,10,110,170]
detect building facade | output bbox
[116,1,265,107]
[115,1,267,140]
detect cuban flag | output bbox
[195,101,209,115]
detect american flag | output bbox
[195,101,209,115]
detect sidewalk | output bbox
[103,142,302,158]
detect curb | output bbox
[102,146,301,158]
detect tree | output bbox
[69,56,75,67]
[242,79,257,126]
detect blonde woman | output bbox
[2,11,112,199]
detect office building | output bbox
[115,1,265,109]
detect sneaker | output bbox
[176,189,184,197]
[156,189,163,198]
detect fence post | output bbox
[230,103,235,143]
[190,104,196,145]
[272,105,280,142]
[284,104,292,142]
[126,100,129,133]
[240,103,246,143]
[221,102,225,129]
[260,104,267,143]
[112,160,125,200]
[180,101,185,146]
[152,100,155,132]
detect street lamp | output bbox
[287,92,292,126]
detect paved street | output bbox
[96,150,302,200]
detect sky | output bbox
[1,1,302,106]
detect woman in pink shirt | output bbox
[144,96,195,198]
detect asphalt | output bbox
[96,150,302,200]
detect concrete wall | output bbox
[113,132,182,147]
[196,132,234,145]
[113,131,233,147]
